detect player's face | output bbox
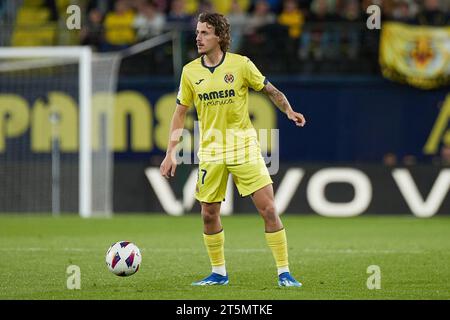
[196,22,220,55]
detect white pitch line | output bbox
[0,247,266,253]
[302,248,425,254]
[0,247,428,254]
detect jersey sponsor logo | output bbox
[198,89,235,101]
[224,73,234,84]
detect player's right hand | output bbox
[287,110,306,127]
[160,152,177,178]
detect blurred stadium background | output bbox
[0,0,449,300]
[0,0,448,217]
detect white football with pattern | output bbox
[105,241,142,276]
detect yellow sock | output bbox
[203,230,225,270]
[265,229,289,270]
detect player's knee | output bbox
[201,204,220,224]
[202,211,219,225]
[259,204,277,222]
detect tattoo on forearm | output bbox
[266,87,291,114]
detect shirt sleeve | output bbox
[243,57,268,91]
[176,68,194,107]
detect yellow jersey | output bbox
[176,52,268,163]
[278,10,305,39]
[104,10,136,45]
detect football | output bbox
[105,241,142,277]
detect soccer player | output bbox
[160,12,306,287]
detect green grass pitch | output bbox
[0,214,449,300]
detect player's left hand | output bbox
[287,110,306,127]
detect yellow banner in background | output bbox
[379,22,450,89]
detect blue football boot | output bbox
[191,273,229,286]
[278,272,302,287]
